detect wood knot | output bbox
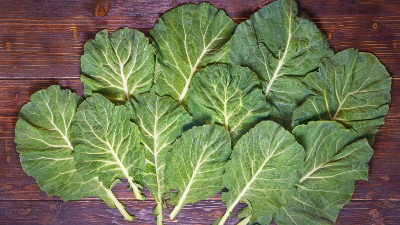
[372,22,378,30]
[40,212,57,225]
[393,41,398,50]
[382,174,390,181]
[95,0,111,17]
[17,209,31,215]
[369,209,384,223]
[71,27,79,39]
[6,207,57,224]
[327,33,332,40]
[5,42,12,50]
[173,0,178,7]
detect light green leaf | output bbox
[188,64,270,145]
[150,2,237,105]
[15,86,134,221]
[72,94,145,201]
[230,0,333,127]
[126,93,193,225]
[166,124,232,220]
[216,121,304,225]
[274,121,373,225]
[81,27,154,104]
[292,48,392,143]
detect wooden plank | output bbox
[0,199,399,225]
[1,0,400,79]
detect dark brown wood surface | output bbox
[1,0,399,224]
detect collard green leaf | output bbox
[230,0,333,127]
[81,27,154,104]
[166,124,232,220]
[150,2,237,105]
[14,86,135,220]
[188,64,270,145]
[292,48,391,143]
[126,93,192,225]
[274,121,373,225]
[72,94,145,201]
[217,121,304,225]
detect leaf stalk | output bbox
[104,188,134,221]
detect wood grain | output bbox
[1,0,399,224]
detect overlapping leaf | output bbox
[292,49,391,143]
[216,121,304,225]
[165,124,232,220]
[150,2,237,105]
[230,0,333,127]
[126,93,192,225]
[188,64,269,144]
[72,94,145,200]
[274,121,373,225]
[81,27,154,103]
[14,86,115,208]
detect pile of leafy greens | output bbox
[14,0,391,224]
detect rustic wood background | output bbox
[1,0,399,224]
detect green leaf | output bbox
[126,93,193,225]
[274,121,373,225]
[188,64,270,145]
[81,27,154,104]
[216,121,304,225]
[150,2,237,105]
[72,94,145,201]
[14,86,134,221]
[292,48,392,143]
[230,0,333,127]
[166,124,232,220]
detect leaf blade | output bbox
[72,94,145,200]
[292,48,392,143]
[230,0,333,127]
[166,124,232,220]
[81,27,154,103]
[126,93,193,224]
[188,64,270,144]
[274,121,373,225]
[150,2,237,105]
[15,86,114,206]
[217,121,304,224]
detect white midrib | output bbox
[104,140,132,183]
[223,88,229,130]
[299,160,330,183]
[118,58,130,100]
[152,108,163,207]
[45,101,73,149]
[170,146,208,219]
[52,123,73,149]
[218,152,276,225]
[178,47,208,103]
[264,11,293,98]
[178,23,230,103]
[332,93,352,120]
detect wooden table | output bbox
[1,0,399,224]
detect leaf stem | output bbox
[218,210,231,225]
[155,202,164,225]
[104,188,134,221]
[128,178,145,200]
[169,201,185,221]
[237,216,251,225]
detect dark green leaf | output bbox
[188,64,269,145]
[150,2,237,105]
